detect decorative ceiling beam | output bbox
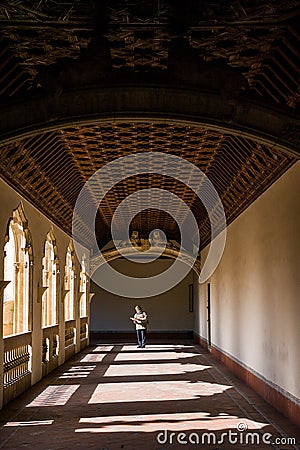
[0,20,291,30]
[0,84,299,158]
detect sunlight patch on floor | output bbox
[4,420,54,427]
[88,380,231,403]
[26,385,80,407]
[114,351,202,361]
[76,412,268,433]
[92,345,114,352]
[80,353,106,363]
[120,344,194,352]
[104,362,211,376]
[59,365,96,379]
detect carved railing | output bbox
[80,317,88,341]
[42,325,59,376]
[42,338,49,364]
[42,325,59,363]
[3,332,32,388]
[65,320,76,348]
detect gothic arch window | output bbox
[79,256,88,318]
[42,231,59,327]
[64,243,75,321]
[3,203,33,336]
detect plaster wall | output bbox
[194,162,300,401]
[91,259,194,332]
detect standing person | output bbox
[130,305,148,348]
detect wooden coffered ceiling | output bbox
[0,122,295,249]
[0,1,299,250]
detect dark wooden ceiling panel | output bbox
[0,0,299,108]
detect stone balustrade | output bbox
[3,332,32,405]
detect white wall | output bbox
[194,162,300,401]
[91,259,194,332]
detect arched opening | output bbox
[64,242,75,322]
[41,231,59,328]
[3,203,32,336]
[79,255,88,318]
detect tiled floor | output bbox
[0,342,299,450]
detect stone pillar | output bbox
[75,270,81,353]
[0,281,10,409]
[87,280,91,346]
[31,279,43,385]
[59,276,67,366]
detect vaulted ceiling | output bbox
[0,1,299,250]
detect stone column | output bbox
[0,281,10,409]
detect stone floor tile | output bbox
[0,341,299,450]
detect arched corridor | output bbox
[0,1,300,448]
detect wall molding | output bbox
[194,333,300,428]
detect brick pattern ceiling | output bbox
[0,123,295,248]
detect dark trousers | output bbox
[136,329,146,347]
